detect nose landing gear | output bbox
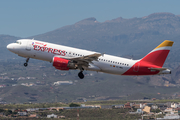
[24,57,30,67]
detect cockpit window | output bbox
[16,41,21,45]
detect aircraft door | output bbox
[133,63,140,72]
[26,40,31,51]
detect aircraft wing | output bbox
[56,53,102,67]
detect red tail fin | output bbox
[122,40,174,75]
[140,40,173,67]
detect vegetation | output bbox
[151,108,161,113]
[69,103,80,107]
[0,108,141,120]
[0,102,67,109]
[0,59,180,104]
[2,99,180,119]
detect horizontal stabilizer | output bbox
[148,67,167,71]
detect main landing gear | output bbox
[24,57,30,67]
[78,67,84,79]
[78,71,84,79]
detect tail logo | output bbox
[123,40,174,75]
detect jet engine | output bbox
[52,57,76,70]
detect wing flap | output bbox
[56,53,101,62]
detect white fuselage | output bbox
[7,39,137,75]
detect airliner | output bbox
[7,39,173,79]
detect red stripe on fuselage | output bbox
[122,50,170,75]
[122,61,160,75]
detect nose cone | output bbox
[7,43,18,54]
[7,43,14,51]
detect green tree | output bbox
[0,109,4,112]
[69,103,80,107]
[4,110,12,116]
[151,108,161,113]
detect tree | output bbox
[151,108,161,113]
[0,109,4,112]
[69,103,80,107]
[4,110,12,116]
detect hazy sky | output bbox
[0,0,180,38]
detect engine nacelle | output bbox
[52,57,76,70]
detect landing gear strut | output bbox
[78,67,84,79]
[24,57,30,67]
[78,71,84,79]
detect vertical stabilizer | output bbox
[123,40,174,75]
[140,40,174,67]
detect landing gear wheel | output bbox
[78,71,84,79]
[24,57,30,67]
[24,63,28,67]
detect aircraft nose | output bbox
[7,43,15,52]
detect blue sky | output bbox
[0,0,180,38]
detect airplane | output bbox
[7,39,173,79]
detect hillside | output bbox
[0,60,179,103]
[30,13,180,58]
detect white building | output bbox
[47,114,57,118]
[157,113,180,119]
[171,103,179,108]
[53,81,73,85]
[18,112,27,116]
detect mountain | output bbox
[30,13,180,59]
[2,13,180,103]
